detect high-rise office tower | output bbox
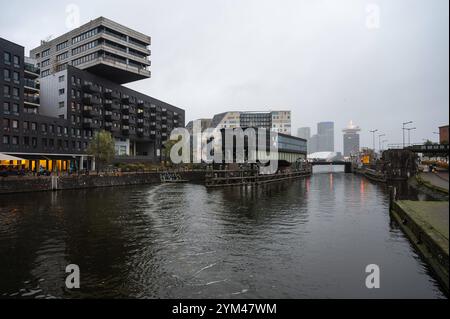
[316,121,334,152]
[297,127,311,140]
[342,120,361,157]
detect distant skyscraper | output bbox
[309,134,318,154]
[316,121,334,152]
[297,127,311,140]
[342,120,361,157]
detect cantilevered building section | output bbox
[30,17,151,84]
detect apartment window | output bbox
[12,120,18,129]
[41,69,50,77]
[42,138,47,147]
[2,118,10,131]
[12,87,19,97]
[56,63,68,72]
[72,52,99,66]
[72,40,98,55]
[23,121,29,130]
[35,53,40,59]
[41,59,50,67]
[3,102,10,113]
[41,123,47,132]
[13,55,20,66]
[23,136,29,146]
[12,103,19,114]
[32,137,37,147]
[3,69,10,80]
[3,136,9,144]
[49,139,54,147]
[59,101,65,108]
[59,75,65,82]
[42,49,50,57]
[56,40,68,51]
[49,125,54,133]
[4,52,11,64]
[56,51,69,61]
[13,71,19,82]
[59,88,65,95]
[71,28,98,44]
[3,85,10,96]
[12,136,19,145]
[31,122,37,131]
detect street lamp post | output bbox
[378,133,386,152]
[433,132,440,143]
[382,139,388,150]
[405,127,416,146]
[402,121,413,148]
[370,129,378,152]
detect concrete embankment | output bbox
[390,199,449,293]
[0,171,206,195]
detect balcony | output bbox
[137,128,148,137]
[24,63,40,76]
[104,122,120,133]
[121,104,130,114]
[137,119,148,128]
[83,95,101,105]
[83,83,100,93]
[122,115,131,125]
[104,90,120,100]
[24,79,40,91]
[82,119,100,129]
[24,95,40,105]
[83,106,99,117]
[104,112,120,121]
[121,95,130,104]
[137,110,149,118]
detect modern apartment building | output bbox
[185,118,212,134]
[211,111,291,134]
[342,120,361,157]
[40,65,184,158]
[1,18,184,171]
[1,37,89,171]
[30,17,151,84]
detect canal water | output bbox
[0,167,446,298]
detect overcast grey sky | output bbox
[1,0,448,151]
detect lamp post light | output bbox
[370,129,378,152]
[378,133,386,152]
[405,127,416,146]
[382,139,388,150]
[402,121,413,148]
[433,131,440,143]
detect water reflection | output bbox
[0,171,445,299]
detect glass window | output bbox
[3,69,10,80]
[4,52,11,63]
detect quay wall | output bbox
[0,171,207,195]
[390,200,449,293]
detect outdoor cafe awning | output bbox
[0,153,26,161]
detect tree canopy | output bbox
[87,130,115,168]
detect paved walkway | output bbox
[419,172,449,192]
